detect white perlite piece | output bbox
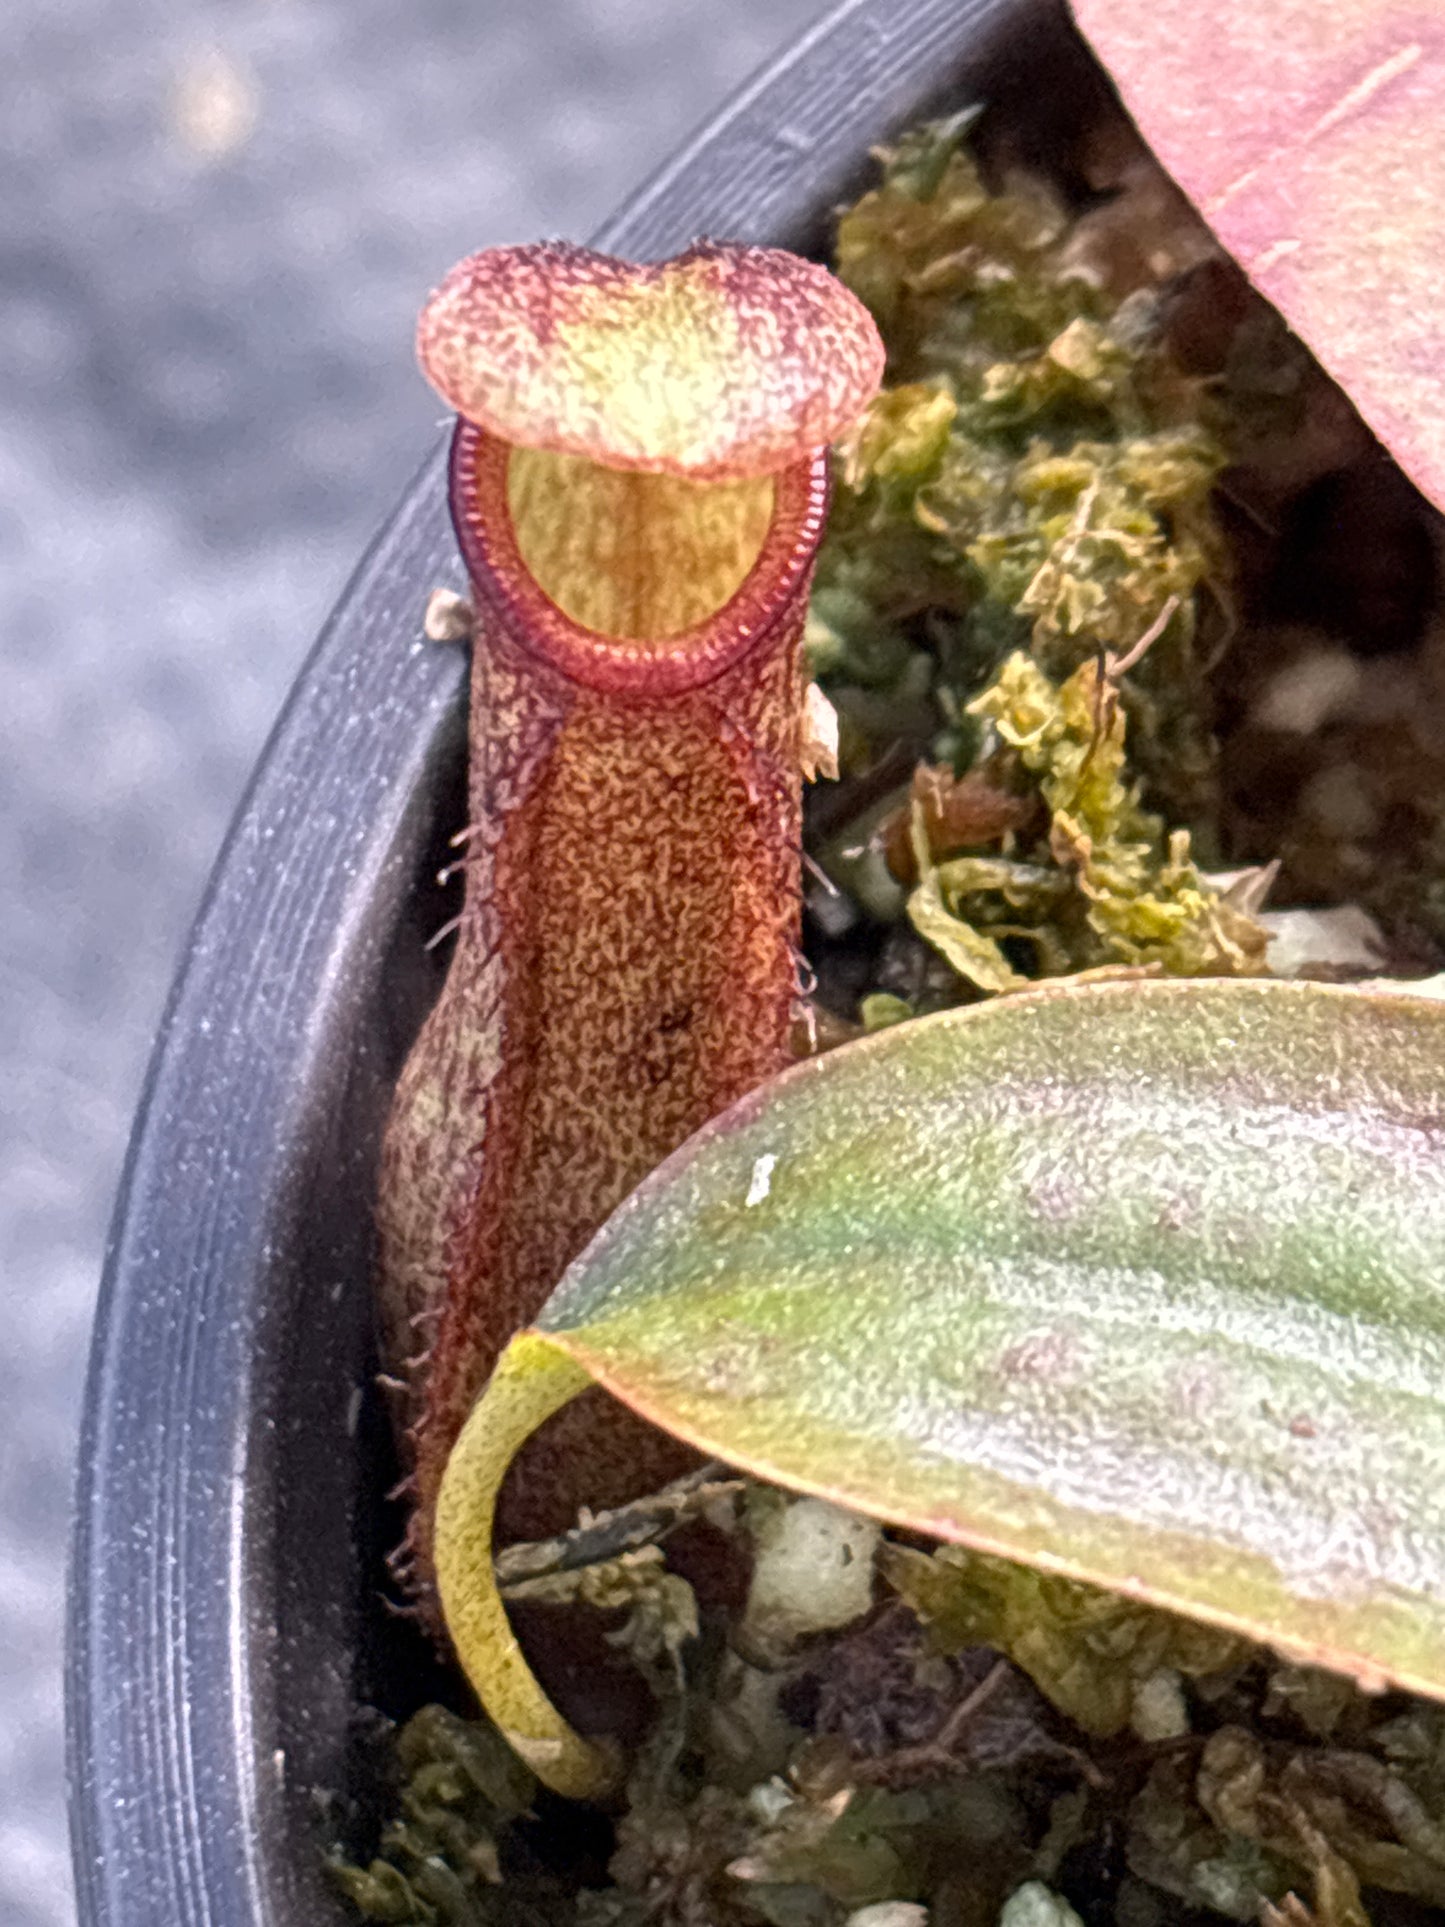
[1130,1666,1190,1742]
[999,1883,1087,1927]
[844,1906,929,1927]
[423,586,475,642]
[1259,903,1386,977]
[1252,645,1361,735]
[742,1493,880,1654]
[800,680,840,781]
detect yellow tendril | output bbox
[434,1332,620,1801]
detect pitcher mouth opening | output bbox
[448,421,829,698]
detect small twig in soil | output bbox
[495,1462,742,1589]
[852,1658,1012,1783]
[1106,592,1181,682]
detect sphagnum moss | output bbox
[806,112,1263,1011]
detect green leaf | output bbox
[436,978,1445,1792]
[537,979,1445,1681]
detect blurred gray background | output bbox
[0,3,827,1920]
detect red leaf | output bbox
[1070,0,1445,509]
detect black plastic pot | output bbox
[67,2,1120,1920]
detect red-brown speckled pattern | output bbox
[416,240,885,480]
[382,237,879,1610]
[377,436,831,1608]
